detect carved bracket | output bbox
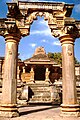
[7,3,20,18]
[0,19,6,36]
[75,20,80,38]
[63,18,80,38]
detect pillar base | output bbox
[30,79,35,83]
[60,104,80,117]
[0,104,19,118]
[45,79,50,83]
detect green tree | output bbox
[48,52,80,65]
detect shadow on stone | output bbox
[20,105,59,116]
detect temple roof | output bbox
[24,47,58,65]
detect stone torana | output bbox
[0,0,80,118]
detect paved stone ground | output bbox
[0,105,80,120]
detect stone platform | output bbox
[0,105,80,120]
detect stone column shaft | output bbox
[0,35,20,117]
[60,35,80,116]
[23,66,25,73]
[0,61,2,80]
[17,66,22,83]
[30,67,34,82]
[45,67,50,83]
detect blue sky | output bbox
[0,0,80,61]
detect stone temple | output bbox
[0,46,62,103]
[0,46,80,105]
[0,0,80,118]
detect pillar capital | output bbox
[0,19,21,41]
[51,17,80,40]
[59,34,75,45]
[4,34,21,43]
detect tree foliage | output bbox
[48,52,80,65]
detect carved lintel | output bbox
[4,1,80,39]
[18,1,73,14]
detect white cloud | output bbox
[31,29,52,36]
[52,41,61,46]
[41,39,47,43]
[29,43,37,48]
[74,4,80,13]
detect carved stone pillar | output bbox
[17,66,21,83]
[0,60,2,80]
[45,67,50,83]
[59,35,80,116]
[0,34,20,117]
[23,66,25,73]
[30,67,34,82]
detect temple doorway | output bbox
[34,65,46,81]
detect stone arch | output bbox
[26,11,55,24]
[25,11,57,37]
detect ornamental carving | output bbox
[0,1,80,39]
[0,19,21,37]
[7,3,20,18]
[5,21,17,33]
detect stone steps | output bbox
[30,87,50,91]
[28,101,51,104]
[27,83,51,103]
[33,92,51,97]
[30,97,51,102]
[32,94,51,98]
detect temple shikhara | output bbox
[0,0,80,118]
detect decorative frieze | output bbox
[19,1,66,11]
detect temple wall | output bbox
[0,58,80,83]
[21,73,31,82]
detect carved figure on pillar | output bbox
[30,67,35,83]
[45,67,50,83]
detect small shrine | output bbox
[21,46,62,83]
